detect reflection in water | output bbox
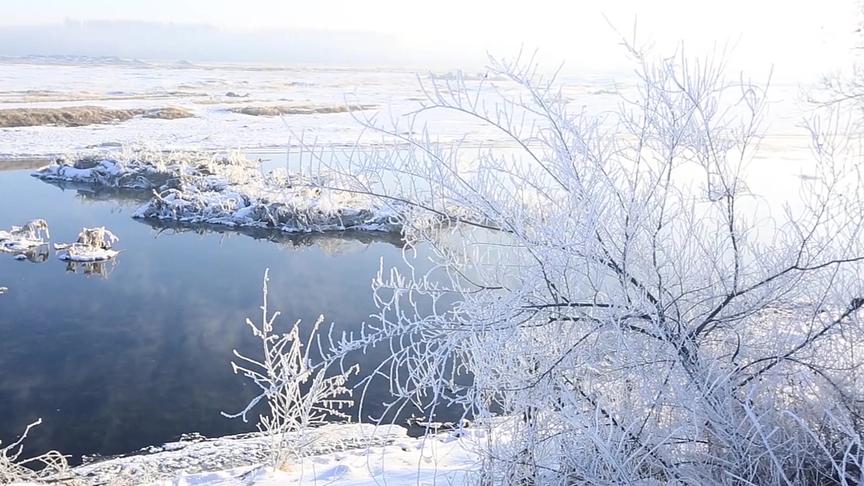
[15,244,50,263]
[65,259,116,278]
[138,218,405,255]
[37,178,153,207]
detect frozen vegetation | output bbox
[1,420,68,485]
[6,38,864,486]
[0,219,120,265]
[0,219,49,255]
[0,106,193,128]
[227,104,377,116]
[54,227,120,262]
[33,151,405,233]
[32,151,252,190]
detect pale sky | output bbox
[0,0,859,79]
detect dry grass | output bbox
[142,107,194,120]
[228,104,376,116]
[0,106,194,127]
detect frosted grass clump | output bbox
[33,148,406,233]
[133,168,402,233]
[32,149,257,190]
[55,226,120,262]
[0,219,50,255]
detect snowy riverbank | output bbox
[14,424,480,486]
[32,152,404,234]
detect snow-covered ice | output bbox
[0,58,625,158]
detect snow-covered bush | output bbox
[224,270,358,470]
[55,227,119,262]
[306,46,864,484]
[0,420,69,484]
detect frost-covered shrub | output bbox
[0,420,69,484]
[312,46,864,484]
[224,270,358,470]
[75,227,118,250]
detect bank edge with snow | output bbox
[33,153,405,234]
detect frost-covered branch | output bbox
[0,419,69,484]
[300,43,864,484]
[223,269,359,470]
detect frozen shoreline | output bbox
[33,423,478,486]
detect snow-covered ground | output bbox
[0,57,821,207]
[0,57,623,157]
[14,424,480,486]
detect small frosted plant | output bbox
[224,269,358,470]
[0,219,50,253]
[55,227,120,262]
[75,227,118,250]
[0,419,69,484]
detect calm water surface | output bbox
[0,162,457,463]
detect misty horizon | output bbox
[0,19,424,67]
